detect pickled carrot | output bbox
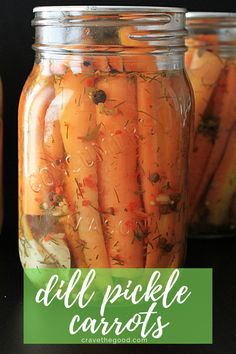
[187,49,224,132]
[95,57,144,268]
[120,27,186,267]
[22,81,55,215]
[120,26,185,267]
[137,75,184,268]
[137,75,161,268]
[206,125,236,225]
[189,125,214,220]
[191,62,236,219]
[56,69,109,268]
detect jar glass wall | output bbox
[18,6,192,269]
[186,12,236,237]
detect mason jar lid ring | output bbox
[33,6,186,14]
[186,12,236,19]
[32,6,187,54]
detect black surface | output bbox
[1,0,236,353]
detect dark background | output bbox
[0,1,236,354]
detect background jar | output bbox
[18,6,192,269]
[186,12,236,237]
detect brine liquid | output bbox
[18,56,191,268]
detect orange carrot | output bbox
[22,79,55,215]
[19,67,75,267]
[188,116,216,219]
[120,25,187,268]
[56,69,109,268]
[43,91,87,268]
[205,125,236,225]
[124,28,188,268]
[95,59,144,268]
[190,62,236,219]
[187,49,224,132]
[137,75,184,268]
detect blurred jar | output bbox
[0,79,2,232]
[186,12,236,237]
[18,6,192,269]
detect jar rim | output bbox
[186,12,236,19]
[33,5,186,14]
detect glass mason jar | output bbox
[186,12,236,237]
[18,6,192,269]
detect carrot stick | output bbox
[22,80,55,215]
[137,74,184,268]
[19,68,79,265]
[190,62,236,220]
[56,69,109,268]
[122,26,186,267]
[205,125,236,225]
[95,58,144,268]
[188,115,216,219]
[44,92,87,268]
[120,26,186,268]
[19,65,58,238]
[187,49,224,132]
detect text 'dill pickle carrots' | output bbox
[120,29,186,268]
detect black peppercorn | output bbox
[158,237,173,252]
[92,90,107,105]
[164,243,174,252]
[149,172,160,183]
[83,60,91,67]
